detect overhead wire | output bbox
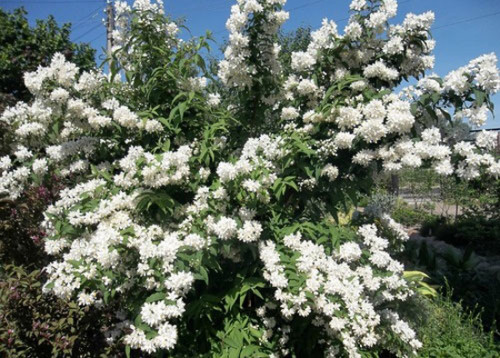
[2,1,103,3]
[3,0,105,43]
[12,0,500,51]
[288,0,327,12]
[211,0,330,35]
[211,0,413,36]
[73,22,103,42]
[87,31,106,44]
[71,4,105,31]
[433,10,500,30]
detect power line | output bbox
[288,0,326,12]
[213,0,413,35]
[433,10,500,30]
[3,1,103,3]
[73,22,102,42]
[71,19,101,24]
[72,4,104,26]
[212,0,331,35]
[87,31,106,44]
[171,0,231,14]
[71,5,104,31]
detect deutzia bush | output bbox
[1,0,499,356]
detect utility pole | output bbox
[106,0,114,59]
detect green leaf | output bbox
[145,292,167,303]
[199,266,209,285]
[474,89,486,106]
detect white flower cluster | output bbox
[42,177,206,353]
[114,145,192,189]
[0,51,174,198]
[365,0,398,31]
[291,18,339,72]
[444,53,500,96]
[216,135,286,196]
[259,223,416,357]
[24,53,78,93]
[218,0,288,88]
[0,161,31,199]
[256,304,291,356]
[287,58,499,181]
[363,60,399,82]
[112,0,179,66]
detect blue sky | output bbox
[3,0,500,128]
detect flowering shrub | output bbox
[1,0,499,356]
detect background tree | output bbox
[278,26,312,74]
[0,7,95,106]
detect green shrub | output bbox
[443,215,500,255]
[405,239,500,335]
[415,294,499,358]
[391,201,438,228]
[419,213,500,256]
[419,216,448,237]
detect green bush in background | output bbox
[415,294,499,358]
[0,7,95,103]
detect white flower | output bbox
[297,78,319,96]
[349,0,366,11]
[165,272,194,294]
[353,150,376,166]
[476,130,497,150]
[281,106,300,121]
[211,217,238,240]
[344,22,362,39]
[237,220,263,242]
[336,107,362,129]
[334,132,355,149]
[464,105,489,127]
[14,146,33,160]
[113,106,139,128]
[444,68,469,94]
[364,60,399,81]
[421,127,441,145]
[291,51,316,71]
[50,88,70,102]
[434,159,454,176]
[0,156,12,171]
[184,233,207,250]
[154,322,178,350]
[338,242,362,262]
[417,77,442,92]
[383,36,404,55]
[321,164,339,181]
[355,119,387,143]
[77,291,97,306]
[32,158,49,175]
[242,179,261,192]
[208,93,221,107]
[217,162,238,182]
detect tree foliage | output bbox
[0,7,95,104]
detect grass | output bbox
[415,293,499,358]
